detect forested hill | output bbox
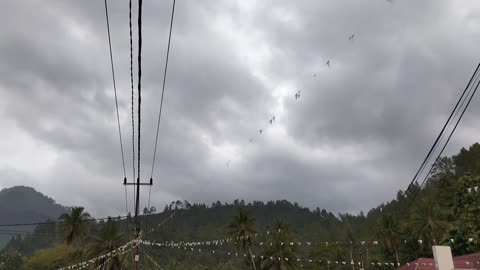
[126,142,480,267]
[0,186,66,249]
[146,199,353,243]
[2,143,480,269]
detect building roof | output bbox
[397,252,480,270]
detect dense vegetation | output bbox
[2,143,480,269]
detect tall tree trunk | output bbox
[248,246,257,270]
[366,246,369,270]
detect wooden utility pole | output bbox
[124,177,152,269]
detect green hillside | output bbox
[0,186,66,249]
[2,143,480,269]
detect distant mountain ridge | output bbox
[0,186,67,248]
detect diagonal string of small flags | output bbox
[140,239,402,267]
[94,246,134,270]
[140,237,477,249]
[145,212,176,234]
[140,239,480,267]
[57,212,176,270]
[144,210,480,247]
[467,186,479,193]
[57,241,136,270]
[139,226,479,250]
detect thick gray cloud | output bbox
[1,0,480,217]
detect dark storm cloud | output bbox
[0,0,479,217]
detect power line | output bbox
[134,1,144,268]
[146,0,176,235]
[0,212,168,228]
[409,66,480,204]
[136,0,143,218]
[0,231,56,237]
[145,186,153,231]
[104,0,130,241]
[402,63,480,199]
[129,0,137,208]
[150,0,176,179]
[0,229,38,234]
[0,216,128,227]
[104,0,127,180]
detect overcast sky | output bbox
[1,0,480,217]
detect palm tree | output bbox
[228,207,257,270]
[345,225,356,270]
[408,199,449,247]
[88,218,126,270]
[377,214,401,266]
[58,207,91,245]
[260,219,299,270]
